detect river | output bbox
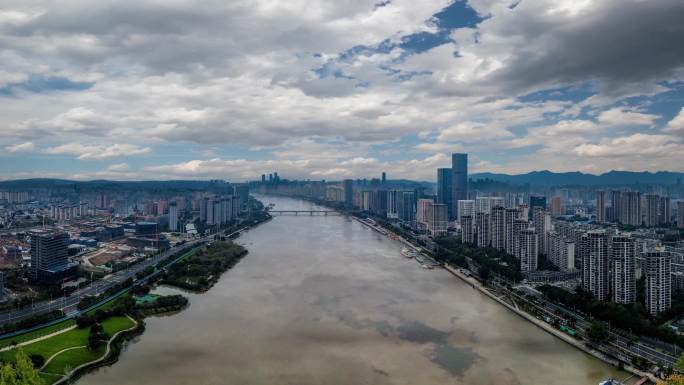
[78,196,631,385]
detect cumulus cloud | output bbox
[1,0,683,179]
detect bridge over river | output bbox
[267,210,341,216]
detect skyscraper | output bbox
[645,250,671,315]
[678,201,684,229]
[612,235,635,304]
[437,168,452,219]
[581,230,610,301]
[596,190,605,223]
[381,172,386,184]
[451,153,468,219]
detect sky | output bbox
[1,0,684,182]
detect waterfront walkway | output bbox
[442,264,657,384]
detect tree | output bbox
[587,321,609,343]
[0,363,18,385]
[677,353,684,372]
[13,349,43,385]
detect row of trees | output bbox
[161,241,247,292]
[539,285,684,348]
[434,236,523,282]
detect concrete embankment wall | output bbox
[442,264,656,383]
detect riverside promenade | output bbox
[442,263,656,384]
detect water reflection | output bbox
[78,196,630,385]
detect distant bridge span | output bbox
[268,210,341,216]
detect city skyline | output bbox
[1,0,684,181]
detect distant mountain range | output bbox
[1,171,683,188]
[470,170,684,186]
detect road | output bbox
[504,283,679,367]
[0,233,215,326]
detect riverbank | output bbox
[308,198,655,382]
[0,206,272,385]
[442,263,656,384]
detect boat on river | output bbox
[401,247,414,258]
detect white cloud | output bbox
[574,134,683,158]
[43,143,151,160]
[664,107,684,136]
[4,141,35,153]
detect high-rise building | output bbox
[678,201,684,229]
[533,207,551,256]
[451,153,468,219]
[529,195,546,218]
[644,194,659,227]
[416,199,433,226]
[504,208,521,255]
[619,191,641,226]
[518,229,538,272]
[236,184,250,208]
[609,190,622,222]
[457,200,475,223]
[343,179,354,208]
[548,232,575,271]
[437,168,452,219]
[581,230,610,301]
[596,191,606,223]
[398,191,416,223]
[381,172,386,184]
[427,203,448,236]
[512,219,528,259]
[387,190,399,219]
[169,202,179,232]
[30,230,73,281]
[550,196,563,217]
[475,212,490,248]
[658,196,671,225]
[490,206,506,251]
[461,215,474,244]
[612,235,635,304]
[645,250,671,315]
[99,192,108,209]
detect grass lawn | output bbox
[0,315,136,384]
[41,346,104,377]
[0,319,76,349]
